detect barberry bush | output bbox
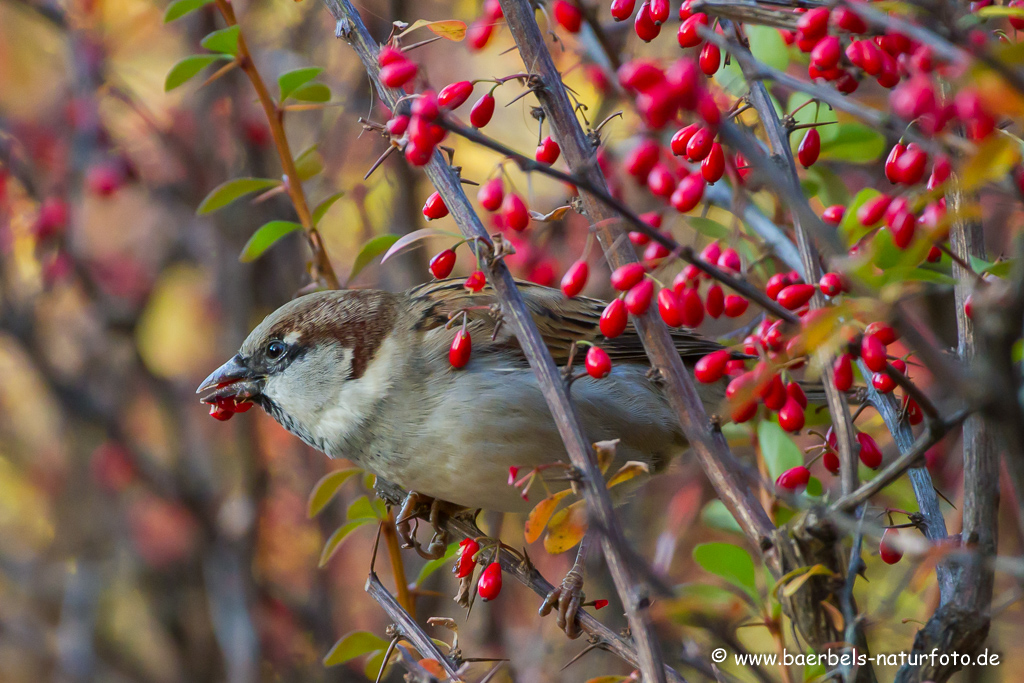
[2,0,1024,681]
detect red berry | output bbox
[872,369,897,393]
[706,284,724,318]
[787,381,808,408]
[761,373,787,410]
[810,36,841,70]
[833,6,867,32]
[797,7,830,40]
[717,248,741,273]
[905,396,924,425]
[658,287,684,327]
[927,245,942,262]
[671,124,699,156]
[819,272,844,296]
[699,42,721,75]
[477,562,502,600]
[625,139,661,181]
[438,81,474,109]
[823,449,841,475]
[561,260,589,297]
[964,294,974,319]
[501,193,530,231]
[585,346,612,378]
[885,143,906,183]
[699,241,722,266]
[776,465,811,492]
[478,178,504,211]
[894,145,927,185]
[649,0,670,23]
[643,240,670,263]
[695,349,731,383]
[777,283,816,310]
[647,164,676,198]
[833,353,854,391]
[880,528,903,564]
[86,163,123,197]
[797,128,821,168]
[766,273,788,300]
[635,2,662,41]
[865,321,899,345]
[857,195,892,227]
[670,174,705,213]
[209,398,236,421]
[724,295,749,317]
[386,115,410,136]
[34,197,69,240]
[404,140,434,166]
[470,93,496,127]
[467,20,494,50]
[422,191,448,220]
[889,210,916,249]
[625,279,655,315]
[611,262,647,290]
[536,136,561,165]
[861,333,888,372]
[779,396,806,432]
[553,0,583,32]
[701,143,725,183]
[857,432,882,469]
[686,127,714,162]
[429,249,456,278]
[822,205,845,225]
[455,538,480,577]
[450,328,472,368]
[380,60,418,88]
[610,0,636,21]
[679,287,705,327]
[465,270,486,292]
[600,298,628,338]
[677,13,708,48]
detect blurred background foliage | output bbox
[0,0,1020,681]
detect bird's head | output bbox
[197,289,402,449]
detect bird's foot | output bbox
[394,491,452,560]
[539,567,585,639]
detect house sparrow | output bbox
[198,278,732,514]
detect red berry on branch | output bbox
[477,178,504,211]
[964,294,974,319]
[658,287,684,327]
[649,0,670,23]
[777,283,816,310]
[833,353,854,391]
[718,247,741,273]
[386,115,410,136]
[686,126,714,161]
[450,329,472,368]
[797,128,821,168]
[611,262,647,291]
[455,538,481,578]
[465,270,486,292]
[470,93,496,127]
[699,42,721,75]
[647,164,676,198]
[779,397,806,432]
[438,81,474,109]
[833,6,867,33]
[422,191,448,220]
[706,284,724,318]
[501,193,530,231]
[885,142,906,183]
[553,0,583,32]
[861,334,888,372]
[404,140,434,166]
[857,432,883,469]
[635,2,662,41]
[600,298,629,338]
[561,260,589,297]
[695,349,731,383]
[823,449,841,475]
[535,136,561,165]
[643,240,670,264]
[724,294,749,317]
[857,194,892,227]
[760,373,787,410]
[625,279,655,315]
[888,210,916,249]
[880,528,903,564]
[585,345,613,378]
[701,142,725,183]
[610,0,636,21]
[477,562,502,600]
[822,204,845,225]
[894,144,928,185]
[679,287,705,327]
[671,174,706,213]
[625,139,661,181]
[677,13,708,48]
[380,60,418,88]
[810,36,841,70]
[819,272,844,296]
[787,381,807,408]
[671,123,699,156]
[429,249,457,279]
[776,465,811,492]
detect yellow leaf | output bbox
[307,468,361,517]
[397,19,467,41]
[961,135,1021,192]
[780,564,834,598]
[593,440,619,474]
[607,460,649,489]
[544,500,588,554]
[524,490,572,544]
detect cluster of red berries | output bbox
[775,427,883,494]
[207,396,252,421]
[617,57,720,131]
[378,45,418,89]
[455,538,503,600]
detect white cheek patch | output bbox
[283,330,303,345]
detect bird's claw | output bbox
[395,491,451,561]
[539,568,585,639]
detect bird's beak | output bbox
[196,354,264,404]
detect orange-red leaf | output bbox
[544,500,588,554]
[524,490,571,544]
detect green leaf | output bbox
[415,542,459,586]
[977,5,1024,17]
[164,0,213,22]
[307,468,361,518]
[346,495,385,521]
[686,217,731,241]
[748,24,789,71]
[279,67,324,101]
[319,518,374,566]
[291,83,331,103]
[984,259,1016,279]
[838,187,881,246]
[165,54,230,91]
[200,26,240,56]
[700,499,743,535]
[819,123,886,163]
[693,542,758,600]
[323,631,389,667]
[758,421,803,481]
[348,235,400,283]
[197,177,280,214]
[294,145,324,181]
[312,191,345,225]
[239,220,302,262]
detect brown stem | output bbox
[382,509,415,618]
[212,0,341,290]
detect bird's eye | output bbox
[266,341,287,360]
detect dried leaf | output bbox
[524,490,572,544]
[593,440,619,474]
[820,600,845,632]
[780,564,834,598]
[607,460,649,489]
[397,19,467,41]
[544,500,588,554]
[528,205,571,222]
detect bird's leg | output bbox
[394,491,454,561]
[539,532,592,639]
